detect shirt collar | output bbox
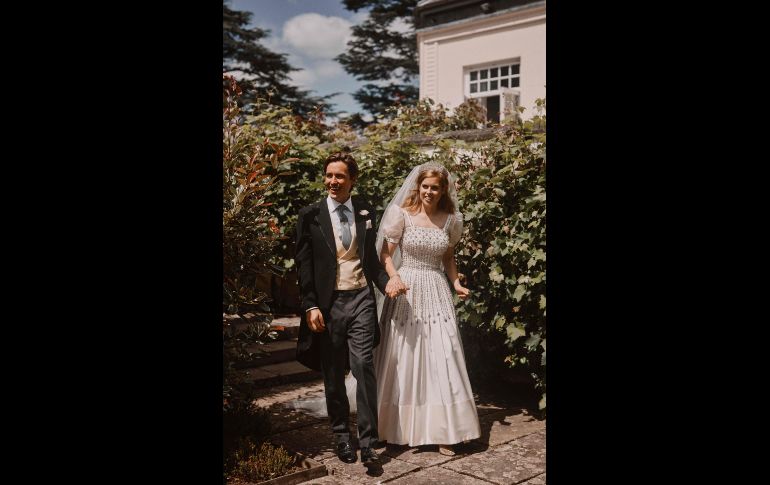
[327,196,354,214]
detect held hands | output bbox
[307,308,326,333]
[453,280,470,300]
[385,274,409,298]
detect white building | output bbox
[415,0,546,122]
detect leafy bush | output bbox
[223,76,288,315]
[451,102,546,411]
[227,440,297,483]
[238,100,327,273]
[363,98,487,138]
[237,92,546,411]
[223,76,300,483]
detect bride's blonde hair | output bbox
[401,167,456,214]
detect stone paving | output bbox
[254,378,546,484]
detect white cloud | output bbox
[289,68,317,88]
[262,34,285,55]
[349,10,370,25]
[282,13,353,59]
[389,17,413,34]
[316,60,344,79]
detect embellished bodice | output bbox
[399,212,452,272]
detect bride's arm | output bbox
[443,247,470,300]
[381,242,408,298]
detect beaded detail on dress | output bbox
[399,213,452,271]
[375,208,481,446]
[385,211,455,327]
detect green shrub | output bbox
[223,76,294,409]
[237,92,546,411]
[451,103,546,412]
[223,76,288,315]
[227,440,296,483]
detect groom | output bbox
[295,152,396,465]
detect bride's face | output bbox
[419,176,443,208]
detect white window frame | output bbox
[464,58,521,99]
[464,59,521,122]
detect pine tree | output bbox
[336,0,419,117]
[223,1,334,115]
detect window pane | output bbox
[511,77,519,87]
[470,83,477,93]
[470,71,477,81]
[511,64,520,75]
[480,81,488,91]
[490,67,498,78]
[501,66,509,76]
[490,80,498,90]
[480,69,488,79]
[501,78,509,88]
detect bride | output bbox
[287,162,480,456]
[374,162,480,455]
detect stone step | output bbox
[237,338,298,368]
[224,313,301,340]
[270,315,301,340]
[237,360,321,389]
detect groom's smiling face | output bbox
[324,161,355,202]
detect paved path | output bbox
[252,378,546,484]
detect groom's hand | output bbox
[307,308,326,333]
[385,275,409,298]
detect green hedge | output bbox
[240,93,546,411]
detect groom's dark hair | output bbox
[324,151,359,180]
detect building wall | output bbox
[417,4,545,119]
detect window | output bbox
[466,61,520,96]
[465,60,521,123]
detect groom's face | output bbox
[324,161,355,202]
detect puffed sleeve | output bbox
[448,212,464,247]
[381,205,405,244]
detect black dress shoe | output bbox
[360,447,380,465]
[336,442,357,463]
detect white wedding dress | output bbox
[374,207,481,446]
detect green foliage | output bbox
[237,89,547,411]
[238,100,329,269]
[223,76,287,315]
[364,98,487,137]
[451,105,547,409]
[223,76,291,412]
[227,440,297,483]
[223,77,302,484]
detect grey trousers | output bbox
[319,286,379,448]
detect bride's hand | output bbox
[386,275,408,298]
[453,281,470,300]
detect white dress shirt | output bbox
[326,196,357,245]
[306,196,357,314]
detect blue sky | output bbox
[228,0,401,118]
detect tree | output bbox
[223,0,334,115]
[336,0,419,118]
